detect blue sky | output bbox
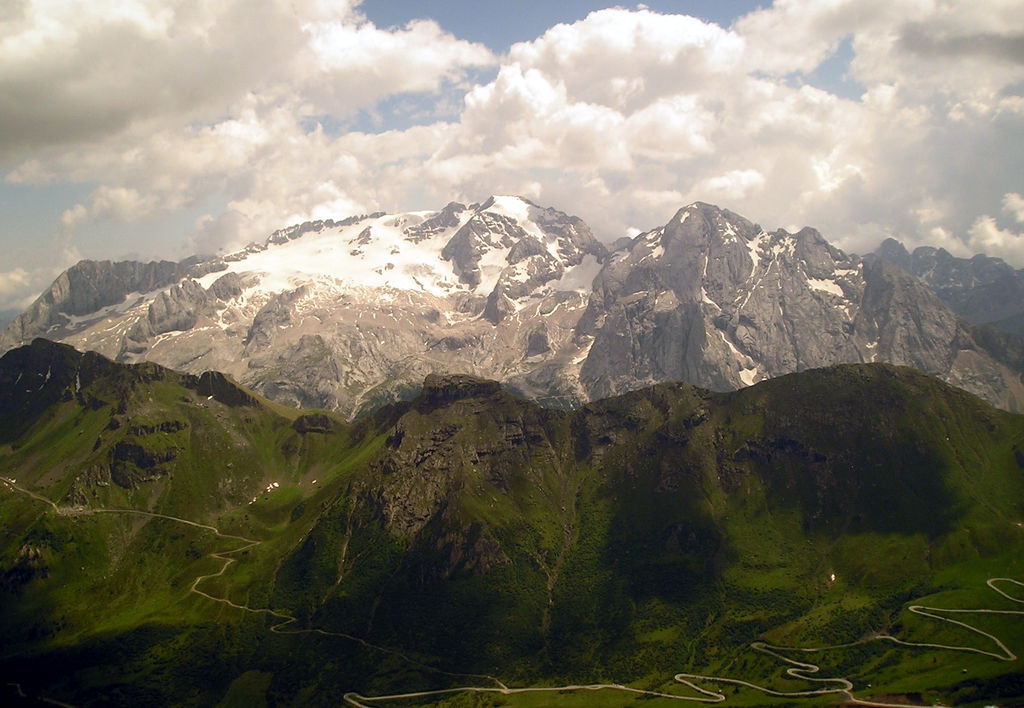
[1,0,1023,315]
[361,1,763,50]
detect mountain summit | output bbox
[3,199,1023,415]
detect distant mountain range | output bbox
[874,237,1024,334]
[1,339,1023,706]
[4,197,1023,415]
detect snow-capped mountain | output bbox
[4,198,1023,416]
[2,197,606,417]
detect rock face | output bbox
[0,260,186,354]
[3,199,1024,415]
[575,203,1024,410]
[874,237,1024,333]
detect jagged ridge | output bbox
[3,198,1023,416]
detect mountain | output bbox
[576,203,1024,409]
[0,197,606,418]
[875,237,1024,334]
[2,340,1023,706]
[4,198,1024,415]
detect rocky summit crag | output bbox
[875,236,1024,334]
[4,198,1024,415]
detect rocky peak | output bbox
[874,237,912,271]
[0,259,186,354]
[403,201,467,243]
[873,238,1024,330]
[420,373,503,406]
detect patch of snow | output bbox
[476,241,513,295]
[571,338,595,366]
[550,255,602,293]
[722,220,738,241]
[62,290,153,328]
[487,195,550,244]
[747,230,770,271]
[806,277,844,296]
[718,330,760,386]
[488,195,531,224]
[771,237,795,258]
[739,367,758,386]
[718,330,742,358]
[197,213,465,298]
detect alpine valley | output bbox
[4,197,1024,417]
[1,339,1023,706]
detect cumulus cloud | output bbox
[0,249,81,312]
[967,214,1024,264]
[1003,192,1024,223]
[4,0,1024,315]
[1,1,492,257]
[0,267,31,301]
[957,192,1024,264]
[0,0,492,166]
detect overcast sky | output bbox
[2,0,1024,313]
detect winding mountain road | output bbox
[3,477,1021,707]
[0,477,507,695]
[344,579,1024,707]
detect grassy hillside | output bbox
[1,341,1022,706]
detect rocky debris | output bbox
[248,334,343,411]
[441,211,520,288]
[64,464,114,505]
[526,325,551,357]
[144,279,209,336]
[1,544,48,591]
[404,202,467,242]
[207,272,245,301]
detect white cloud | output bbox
[0,0,492,165]
[0,249,81,311]
[701,170,767,200]
[60,204,89,232]
[1003,192,1024,223]
[4,0,1024,316]
[302,18,493,115]
[967,214,1024,264]
[1,1,491,254]
[0,267,31,301]
[508,8,744,111]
